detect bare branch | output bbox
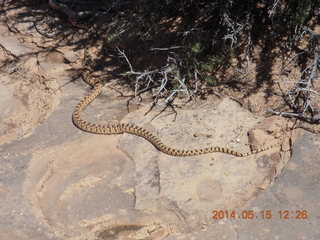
[222,13,245,48]
[117,47,199,106]
[269,0,282,18]
[150,46,185,51]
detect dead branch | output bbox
[275,25,320,123]
[117,47,198,106]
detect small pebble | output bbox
[64,51,79,63]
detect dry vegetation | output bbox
[2,0,320,123]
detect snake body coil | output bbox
[50,0,278,157]
[72,73,277,157]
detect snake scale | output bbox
[72,71,278,157]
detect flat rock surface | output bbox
[0,24,37,57]
[165,132,320,240]
[0,87,289,240]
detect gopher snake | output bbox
[71,24,278,157]
[72,73,278,157]
[48,0,278,157]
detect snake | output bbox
[48,0,279,157]
[48,0,92,30]
[72,71,278,157]
[68,9,278,157]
